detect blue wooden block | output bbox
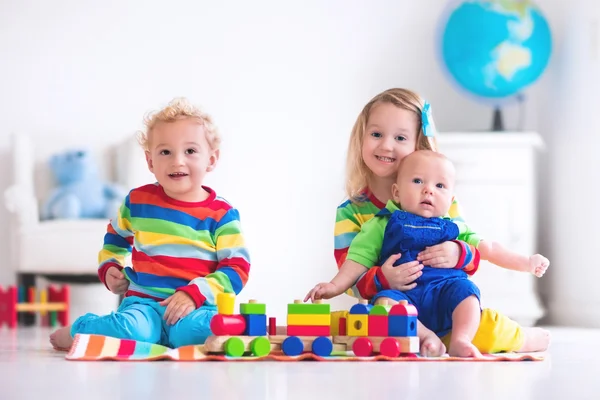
[244,314,267,336]
[388,315,417,337]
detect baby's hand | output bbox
[160,291,196,325]
[529,254,549,278]
[304,283,337,303]
[106,266,129,295]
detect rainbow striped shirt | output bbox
[98,183,250,308]
[334,190,480,300]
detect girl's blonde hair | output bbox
[138,97,221,151]
[345,88,438,203]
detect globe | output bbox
[439,0,552,103]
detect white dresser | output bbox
[437,132,545,326]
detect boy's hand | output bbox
[160,291,196,325]
[381,253,422,291]
[106,266,129,295]
[529,254,549,278]
[304,283,338,303]
[417,241,460,269]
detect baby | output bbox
[306,150,549,357]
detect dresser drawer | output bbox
[439,146,534,183]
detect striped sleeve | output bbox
[177,207,251,307]
[334,200,387,299]
[97,194,134,287]
[448,197,481,275]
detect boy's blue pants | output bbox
[70,296,217,348]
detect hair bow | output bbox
[421,101,436,138]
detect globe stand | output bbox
[492,107,504,131]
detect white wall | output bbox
[0,0,567,322]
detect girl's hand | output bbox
[381,253,423,291]
[417,241,461,269]
[304,282,338,303]
[160,291,196,325]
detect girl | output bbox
[331,88,550,356]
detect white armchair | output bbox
[4,133,154,322]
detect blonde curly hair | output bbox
[345,88,438,203]
[138,97,221,151]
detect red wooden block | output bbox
[286,324,330,336]
[49,285,70,327]
[210,314,246,336]
[0,286,17,328]
[269,317,277,335]
[389,301,418,317]
[368,315,388,336]
[380,337,402,357]
[338,317,347,336]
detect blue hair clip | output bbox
[421,101,436,137]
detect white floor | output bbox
[0,326,598,400]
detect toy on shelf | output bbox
[202,294,419,358]
[0,285,70,328]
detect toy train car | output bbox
[203,294,419,358]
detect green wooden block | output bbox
[50,311,57,327]
[240,302,266,315]
[250,337,271,357]
[369,304,390,316]
[287,302,330,315]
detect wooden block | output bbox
[287,313,330,326]
[368,315,388,336]
[14,303,66,312]
[210,314,246,336]
[216,293,236,315]
[287,324,330,336]
[268,317,277,335]
[240,300,266,315]
[347,314,368,336]
[388,315,418,337]
[389,301,418,316]
[339,317,347,336]
[349,302,372,315]
[244,314,267,336]
[333,335,419,354]
[369,304,390,316]
[287,302,330,315]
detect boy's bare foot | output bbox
[518,327,551,352]
[49,326,74,350]
[420,332,446,357]
[448,337,482,358]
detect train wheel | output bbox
[352,337,373,357]
[224,337,245,357]
[251,336,271,357]
[312,336,333,357]
[282,336,304,356]
[380,338,401,357]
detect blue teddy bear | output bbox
[42,149,126,220]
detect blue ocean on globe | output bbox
[440,0,552,101]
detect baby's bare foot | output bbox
[420,333,446,357]
[449,337,482,358]
[49,326,74,350]
[519,327,551,352]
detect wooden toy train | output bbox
[203,293,419,357]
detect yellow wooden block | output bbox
[217,293,235,315]
[347,314,368,336]
[39,289,48,317]
[287,313,331,326]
